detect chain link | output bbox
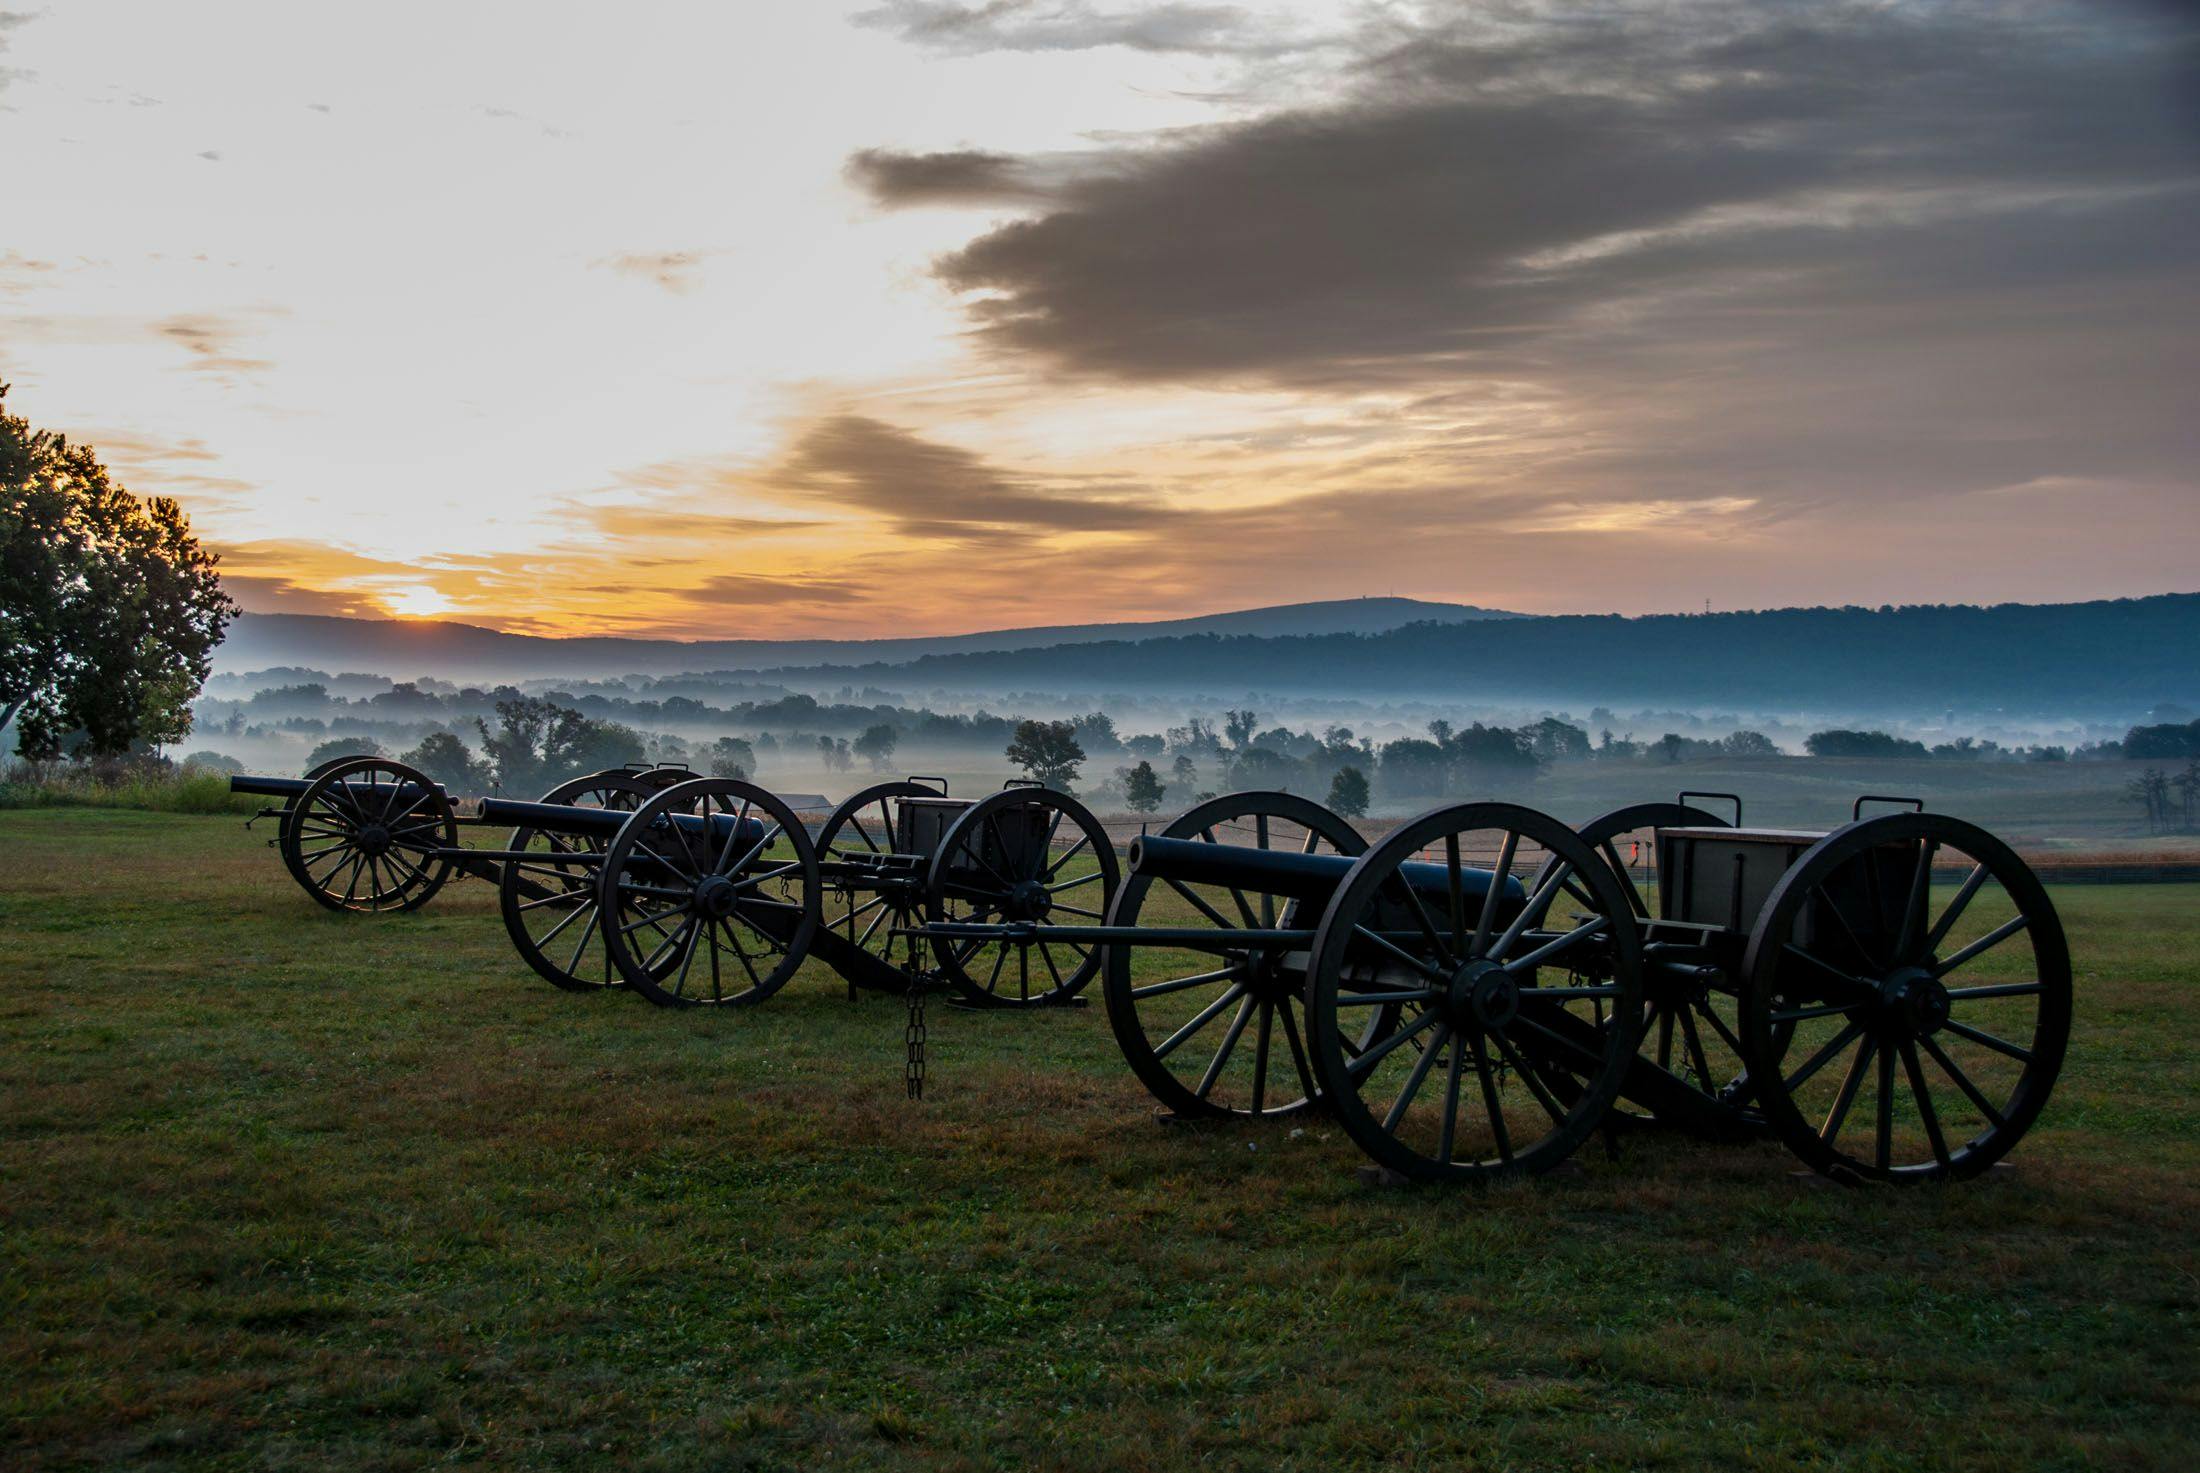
[904,935,928,1100]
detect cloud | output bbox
[871,2,2198,391]
[844,148,1050,207]
[682,573,864,607]
[764,414,1168,537]
[195,150,221,162]
[594,250,713,294]
[852,1,1287,57]
[154,312,276,374]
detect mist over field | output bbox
[182,593,2200,846]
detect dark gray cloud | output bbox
[889,2,2200,389]
[767,414,1167,537]
[844,148,1048,207]
[681,573,864,607]
[852,1,1281,56]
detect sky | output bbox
[3,0,2196,638]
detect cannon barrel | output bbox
[231,773,443,803]
[1128,833,1525,909]
[478,795,769,849]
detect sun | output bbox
[381,584,455,618]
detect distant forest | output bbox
[745,595,2199,715]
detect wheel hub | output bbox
[1449,959,1520,1030]
[1003,879,1052,922]
[1878,967,1949,1036]
[693,874,739,919]
[355,822,391,857]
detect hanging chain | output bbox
[904,931,928,1100]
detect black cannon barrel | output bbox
[1128,834,1524,909]
[231,773,443,803]
[479,796,770,849]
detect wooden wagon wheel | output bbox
[598,778,820,1007]
[278,756,458,913]
[1739,812,2071,1183]
[1102,791,1375,1121]
[922,786,1120,1008]
[1305,802,1644,1183]
[496,769,687,992]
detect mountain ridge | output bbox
[213,596,1517,681]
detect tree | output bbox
[1123,732,1165,758]
[1722,729,1781,758]
[1229,746,1298,789]
[1804,729,1930,759]
[853,722,899,772]
[1005,719,1085,788]
[1172,752,1198,789]
[1328,765,1370,819]
[818,734,853,772]
[1224,709,1260,751]
[400,731,489,792]
[475,696,642,794]
[307,736,385,768]
[1,384,237,757]
[1377,737,1450,797]
[180,749,243,775]
[1427,719,1455,747]
[1524,717,1591,764]
[1071,711,1123,755]
[709,735,756,779]
[1121,759,1165,813]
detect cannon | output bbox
[907,788,2068,1186]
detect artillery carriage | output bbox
[220,761,2069,1187]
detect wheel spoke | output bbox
[1154,984,1246,1059]
[1601,838,1648,918]
[1946,981,2044,1001]
[1874,1040,1895,1171]
[1250,1001,1274,1115]
[1917,1033,2007,1130]
[1895,840,1937,962]
[1820,1036,1876,1145]
[1469,1031,1511,1162]
[1349,924,1450,984]
[1277,1000,1318,1101]
[1344,1008,1440,1078]
[1499,917,1609,975]
[1489,860,1570,962]
[1922,864,1990,956]
[1783,1021,1865,1092]
[1474,831,1519,956]
[1337,987,1439,1007]
[1195,995,1259,1098]
[1380,1022,1450,1133]
[1941,1018,2033,1063]
[1133,964,1242,1000]
[1491,1029,1571,1127]
[1932,915,2030,978]
[1901,1040,1952,1168]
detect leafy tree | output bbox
[1377,737,1449,797]
[1171,752,1198,789]
[853,722,899,772]
[475,697,643,794]
[1328,765,1370,818]
[1005,719,1085,789]
[1450,723,1540,782]
[1,384,237,757]
[709,735,756,779]
[1166,716,1220,756]
[1223,709,1259,751]
[1524,717,1591,764]
[1071,711,1122,754]
[1722,729,1782,758]
[1427,719,1454,746]
[2124,720,2200,761]
[307,736,385,768]
[818,734,853,772]
[180,749,243,775]
[1653,732,1688,763]
[399,731,489,792]
[1123,732,1165,757]
[1121,759,1165,813]
[1804,729,1930,759]
[1229,746,1299,789]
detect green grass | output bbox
[1,809,2195,1470]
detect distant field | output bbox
[2,810,2196,1469]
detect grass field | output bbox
[3,809,2196,1469]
